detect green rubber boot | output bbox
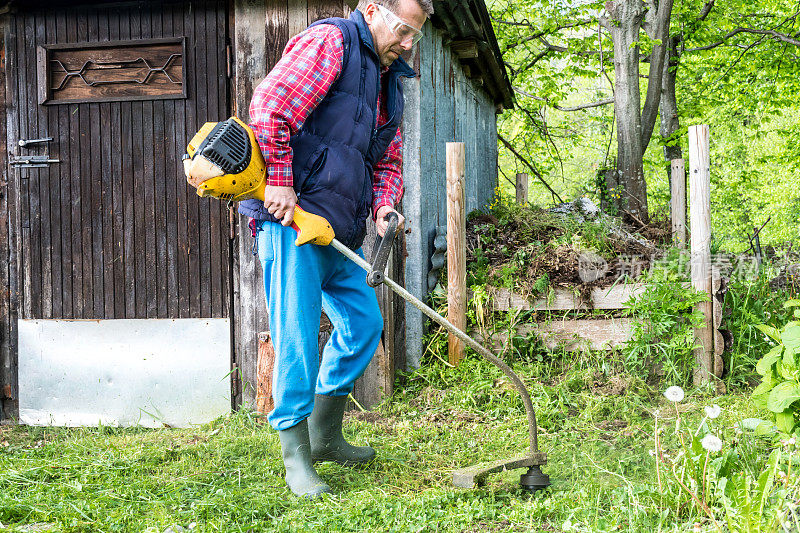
[277,419,331,498]
[309,394,376,466]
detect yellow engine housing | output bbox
[184,116,267,202]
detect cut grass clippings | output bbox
[0,354,780,532]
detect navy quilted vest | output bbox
[239,10,416,249]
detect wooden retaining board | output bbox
[488,284,649,311]
[474,317,636,352]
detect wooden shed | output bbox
[0,0,512,424]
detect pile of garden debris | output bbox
[466,198,666,295]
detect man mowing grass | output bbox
[237,0,431,498]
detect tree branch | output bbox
[538,36,603,56]
[696,35,767,95]
[697,0,715,22]
[519,49,552,72]
[497,134,564,204]
[640,0,675,153]
[489,15,537,27]
[686,12,800,52]
[733,26,800,46]
[513,87,614,111]
[501,19,596,52]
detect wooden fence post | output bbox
[515,172,528,205]
[688,125,714,386]
[670,159,687,248]
[447,142,466,365]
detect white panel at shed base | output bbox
[18,319,231,428]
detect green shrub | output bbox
[752,299,800,435]
[623,259,708,385]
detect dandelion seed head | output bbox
[664,386,685,403]
[704,404,722,419]
[701,433,723,453]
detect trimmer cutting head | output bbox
[519,465,551,492]
[453,453,549,492]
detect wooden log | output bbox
[447,142,467,365]
[712,267,726,377]
[670,158,687,248]
[689,125,714,385]
[515,172,528,205]
[473,318,637,352]
[488,284,653,312]
[714,329,725,358]
[256,332,275,417]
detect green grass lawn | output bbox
[0,355,796,532]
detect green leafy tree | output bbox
[491,0,800,229]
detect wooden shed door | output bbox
[5,0,231,320]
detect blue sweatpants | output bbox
[256,220,383,431]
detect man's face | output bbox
[362,0,428,67]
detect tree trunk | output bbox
[607,0,648,221]
[640,0,674,152]
[659,35,682,192]
[660,35,682,163]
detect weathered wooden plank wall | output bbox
[402,21,499,369]
[0,21,14,421]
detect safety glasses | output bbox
[375,3,423,46]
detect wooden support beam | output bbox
[450,40,479,59]
[234,0,273,408]
[515,172,528,205]
[689,124,714,386]
[670,159,687,248]
[288,0,309,38]
[447,142,467,365]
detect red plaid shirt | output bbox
[248,24,404,217]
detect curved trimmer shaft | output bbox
[329,237,549,490]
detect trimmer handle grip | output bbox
[367,212,400,287]
[290,206,336,246]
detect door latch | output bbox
[17,137,54,148]
[10,156,60,168]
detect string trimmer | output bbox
[183,117,551,491]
